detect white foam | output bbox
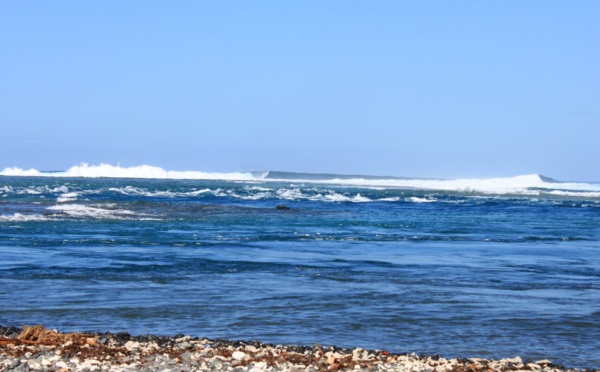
[232,192,270,201]
[0,186,14,193]
[2,163,599,197]
[57,192,79,202]
[108,186,178,198]
[276,188,305,200]
[291,174,600,196]
[546,190,600,198]
[408,196,438,203]
[246,186,272,192]
[378,197,402,202]
[47,204,136,219]
[0,167,44,176]
[53,185,69,193]
[1,163,257,181]
[321,192,372,203]
[0,213,49,222]
[293,174,547,194]
[19,187,43,195]
[188,188,213,195]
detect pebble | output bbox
[232,350,247,360]
[0,325,592,372]
[178,341,193,349]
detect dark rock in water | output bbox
[276,205,290,210]
[137,334,159,343]
[114,332,131,343]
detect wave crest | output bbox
[1,163,258,181]
[2,163,599,197]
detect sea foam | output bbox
[47,204,137,219]
[0,213,49,222]
[0,163,258,181]
[2,163,600,197]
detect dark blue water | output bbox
[1,176,599,368]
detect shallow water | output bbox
[1,176,599,368]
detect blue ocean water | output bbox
[1,166,599,368]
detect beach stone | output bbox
[210,360,223,369]
[56,361,69,369]
[0,325,585,372]
[353,348,369,360]
[176,335,191,342]
[245,344,259,353]
[250,361,267,370]
[115,332,131,342]
[28,361,42,369]
[232,351,247,360]
[3,358,20,368]
[178,341,193,349]
[502,356,522,365]
[124,341,141,351]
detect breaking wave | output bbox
[0,213,50,222]
[0,163,259,181]
[2,163,600,197]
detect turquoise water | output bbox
[1,175,599,368]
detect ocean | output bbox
[1,164,599,369]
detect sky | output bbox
[1,1,598,181]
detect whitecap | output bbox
[0,167,43,176]
[0,186,14,193]
[408,197,438,203]
[245,186,272,192]
[57,192,79,203]
[316,191,372,203]
[0,163,258,181]
[378,197,402,202]
[292,174,600,196]
[546,190,600,198]
[277,189,306,200]
[187,188,213,196]
[18,187,43,195]
[52,185,70,193]
[3,163,600,197]
[47,204,136,219]
[0,213,49,222]
[108,186,177,198]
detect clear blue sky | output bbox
[1,1,598,181]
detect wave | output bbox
[2,163,600,197]
[0,213,50,222]
[266,173,600,197]
[0,163,258,181]
[0,204,156,222]
[47,204,141,219]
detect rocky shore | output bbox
[0,325,593,372]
